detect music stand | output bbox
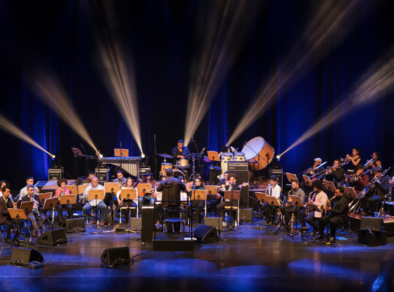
[19,201,35,243]
[289,195,305,235]
[191,190,207,201]
[60,194,77,205]
[114,149,129,157]
[224,190,240,229]
[78,185,89,195]
[8,209,27,247]
[254,192,266,224]
[207,151,221,162]
[323,180,337,192]
[105,183,120,208]
[65,185,78,194]
[72,148,84,157]
[88,189,105,228]
[37,193,52,205]
[303,175,312,187]
[344,187,358,200]
[43,198,59,230]
[120,189,137,227]
[285,173,298,183]
[137,183,154,197]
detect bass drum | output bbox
[241,137,275,171]
[161,162,173,176]
[173,169,185,180]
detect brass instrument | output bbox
[312,159,348,181]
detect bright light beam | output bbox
[0,114,54,157]
[227,0,370,146]
[280,50,394,157]
[31,72,98,153]
[184,1,262,145]
[92,1,142,153]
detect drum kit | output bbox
[157,152,201,181]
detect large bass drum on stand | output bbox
[241,136,275,170]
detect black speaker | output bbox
[101,247,130,265]
[65,218,86,233]
[194,225,218,243]
[240,185,249,208]
[37,228,67,246]
[358,230,387,246]
[142,207,155,230]
[239,208,253,221]
[360,216,384,232]
[10,248,44,266]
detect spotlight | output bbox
[141,153,145,158]
[276,155,281,161]
[52,155,56,159]
[100,154,104,158]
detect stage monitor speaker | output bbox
[239,208,253,221]
[358,230,387,246]
[203,217,223,231]
[11,248,44,266]
[360,216,384,232]
[37,228,67,246]
[194,225,218,243]
[101,247,130,265]
[142,207,155,230]
[65,218,86,233]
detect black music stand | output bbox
[8,209,27,247]
[19,201,34,244]
[43,198,59,231]
[224,190,240,231]
[254,192,266,227]
[288,195,305,237]
[120,189,137,231]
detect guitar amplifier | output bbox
[228,162,249,172]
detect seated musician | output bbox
[113,170,127,186]
[346,147,362,173]
[325,159,345,187]
[19,176,39,200]
[184,177,205,226]
[349,164,369,192]
[82,177,107,225]
[217,171,230,187]
[138,170,157,214]
[172,139,191,163]
[0,180,16,206]
[316,186,349,243]
[116,177,138,224]
[305,180,328,235]
[260,175,281,225]
[361,169,390,217]
[19,185,46,237]
[0,186,23,244]
[280,180,305,226]
[53,178,73,225]
[304,158,325,177]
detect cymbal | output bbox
[185,153,199,158]
[157,153,174,159]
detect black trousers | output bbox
[361,195,382,217]
[165,205,181,233]
[217,200,238,218]
[184,201,205,224]
[261,202,278,222]
[305,212,318,231]
[280,205,305,225]
[318,215,345,237]
[120,200,137,224]
[4,219,23,239]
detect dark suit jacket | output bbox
[373,176,389,200]
[326,168,345,187]
[329,196,349,221]
[0,196,13,224]
[156,177,186,207]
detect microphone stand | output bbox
[154,134,158,179]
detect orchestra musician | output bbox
[113,170,127,186]
[0,180,16,206]
[305,158,325,177]
[366,152,382,169]
[19,176,39,200]
[280,180,305,226]
[184,177,205,226]
[156,169,186,235]
[217,173,245,220]
[217,171,230,186]
[305,180,328,235]
[325,159,345,187]
[19,185,46,237]
[138,170,157,213]
[316,186,349,244]
[53,178,74,225]
[82,177,107,225]
[348,164,369,192]
[361,168,389,217]
[172,139,191,163]
[346,147,362,173]
[116,177,138,224]
[0,185,23,244]
[260,175,281,225]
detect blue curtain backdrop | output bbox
[0,0,394,189]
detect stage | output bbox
[1,218,393,291]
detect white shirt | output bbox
[84,184,105,207]
[116,187,138,203]
[19,186,39,199]
[267,184,281,200]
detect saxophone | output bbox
[289,212,295,237]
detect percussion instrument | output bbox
[177,159,190,169]
[173,169,185,179]
[242,136,275,171]
[100,157,140,177]
[161,162,173,175]
[157,153,174,159]
[221,152,234,174]
[234,152,246,161]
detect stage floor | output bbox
[0,221,393,292]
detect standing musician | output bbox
[346,147,362,173]
[184,177,206,226]
[19,185,46,237]
[156,169,186,235]
[361,168,389,217]
[325,159,345,187]
[280,180,305,226]
[305,180,328,235]
[217,173,246,220]
[138,170,157,214]
[116,177,138,224]
[53,178,74,225]
[348,164,369,192]
[19,176,39,200]
[260,175,281,225]
[0,185,23,244]
[316,186,349,244]
[172,139,191,163]
[82,177,107,225]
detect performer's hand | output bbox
[326,206,332,211]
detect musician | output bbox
[260,175,281,225]
[305,158,325,177]
[366,152,382,169]
[217,171,230,186]
[316,186,349,243]
[349,164,369,192]
[113,170,127,186]
[156,169,186,234]
[138,170,157,213]
[362,169,389,217]
[172,139,191,163]
[346,147,362,173]
[0,180,10,196]
[19,176,39,199]
[53,178,73,225]
[82,177,107,225]
[116,177,138,223]
[0,186,23,244]
[305,180,328,235]
[280,180,305,226]
[184,177,205,226]
[325,159,345,187]
[217,173,245,221]
[20,185,46,237]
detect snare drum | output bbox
[178,159,190,169]
[234,152,246,161]
[161,162,173,175]
[173,169,185,179]
[221,152,234,174]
